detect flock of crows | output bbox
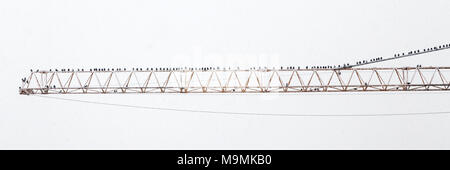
[26,44,450,75]
[20,43,450,91]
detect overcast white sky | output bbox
[1,0,450,149]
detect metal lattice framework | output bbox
[19,67,450,94]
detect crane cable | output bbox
[345,44,450,68]
[31,94,450,117]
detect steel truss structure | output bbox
[20,67,450,94]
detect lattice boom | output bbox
[19,67,450,94]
